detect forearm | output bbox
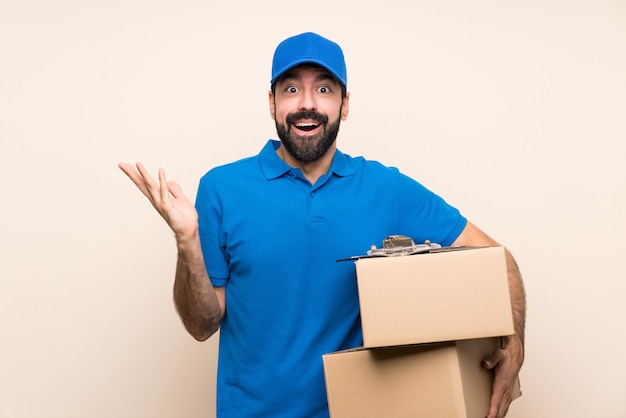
[502,249,526,370]
[451,222,526,368]
[173,233,224,341]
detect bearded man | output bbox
[119,32,525,418]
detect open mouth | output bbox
[286,111,328,135]
[294,122,320,132]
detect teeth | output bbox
[296,123,318,128]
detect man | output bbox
[119,32,525,418]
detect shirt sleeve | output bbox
[393,169,467,247]
[195,172,230,286]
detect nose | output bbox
[298,88,317,111]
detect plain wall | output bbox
[1,0,625,417]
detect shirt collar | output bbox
[259,139,354,180]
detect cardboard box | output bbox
[356,246,514,348]
[323,338,520,418]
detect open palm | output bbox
[118,162,198,239]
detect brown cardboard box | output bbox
[323,338,520,418]
[356,246,514,348]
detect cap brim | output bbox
[271,59,347,88]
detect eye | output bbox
[286,86,299,94]
[318,86,330,93]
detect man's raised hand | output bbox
[118,162,199,241]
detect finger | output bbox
[484,349,514,418]
[158,168,170,204]
[118,162,152,198]
[118,162,141,183]
[487,391,512,418]
[167,180,185,199]
[135,162,162,203]
[500,401,510,418]
[135,162,157,186]
[483,349,505,370]
[486,392,501,418]
[486,380,506,418]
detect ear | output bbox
[340,92,350,121]
[268,90,276,120]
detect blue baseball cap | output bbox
[271,32,347,89]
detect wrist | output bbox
[502,334,525,372]
[175,228,200,248]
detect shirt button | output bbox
[310,192,315,197]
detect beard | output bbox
[275,109,342,163]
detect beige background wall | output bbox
[2,0,625,417]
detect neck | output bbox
[277,143,336,185]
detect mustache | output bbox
[285,110,329,125]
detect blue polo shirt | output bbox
[195,140,466,417]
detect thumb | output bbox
[482,349,505,370]
[167,181,185,198]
